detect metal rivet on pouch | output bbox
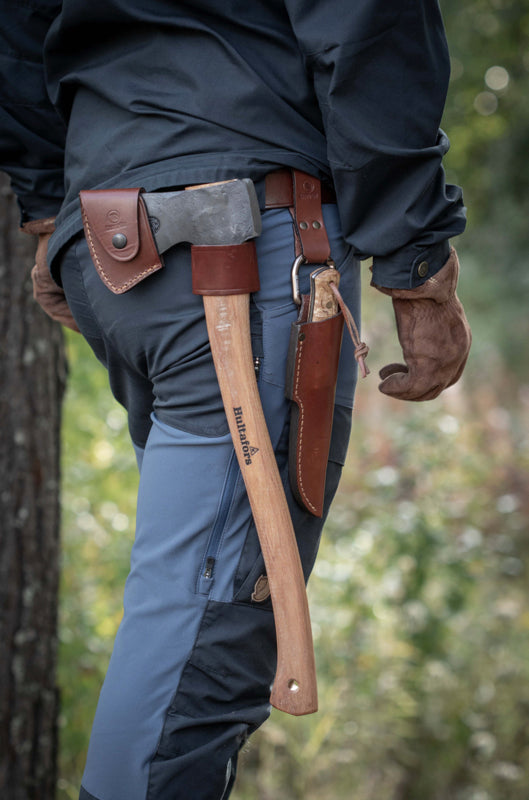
[418,260,429,278]
[112,233,128,249]
[299,221,309,230]
[312,220,321,229]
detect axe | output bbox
[141,179,318,716]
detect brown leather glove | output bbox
[373,248,471,401]
[22,218,80,333]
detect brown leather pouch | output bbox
[286,268,344,517]
[79,188,163,294]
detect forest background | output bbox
[31,1,529,798]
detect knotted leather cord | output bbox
[329,281,370,379]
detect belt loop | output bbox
[290,170,331,264]
[263,168,335,304]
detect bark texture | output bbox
[0,173,66,799]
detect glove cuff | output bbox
[21,217,56,236]
[374,248,459,304]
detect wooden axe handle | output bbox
[203,292,318,716]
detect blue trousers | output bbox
[60,206,360,800]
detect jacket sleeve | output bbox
[285,0,466,288]
[0,0,66,224]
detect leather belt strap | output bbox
[265,169,334,263]
[264,169,336,208]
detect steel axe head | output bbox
[141,179,262,255]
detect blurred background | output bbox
[55,2,529,798]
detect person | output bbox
[0,1,471,798]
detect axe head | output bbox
[142,179,262,254]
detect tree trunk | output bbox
[0,172,66,799]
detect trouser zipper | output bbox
[197,451,240,594]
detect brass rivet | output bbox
[299,221,309,230]
[418,261,429,278]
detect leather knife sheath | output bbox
[285,267,344,517]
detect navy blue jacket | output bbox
[0,0,465,288]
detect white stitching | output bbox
[293,336,318,514]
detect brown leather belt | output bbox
[264,169,336,209]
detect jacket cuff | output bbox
[370,239,451,290]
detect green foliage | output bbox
[57,333,138,799]
[231,256,529,799]
[235,361,529,800]
[441,0,529,232]
[439,0,529,374]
